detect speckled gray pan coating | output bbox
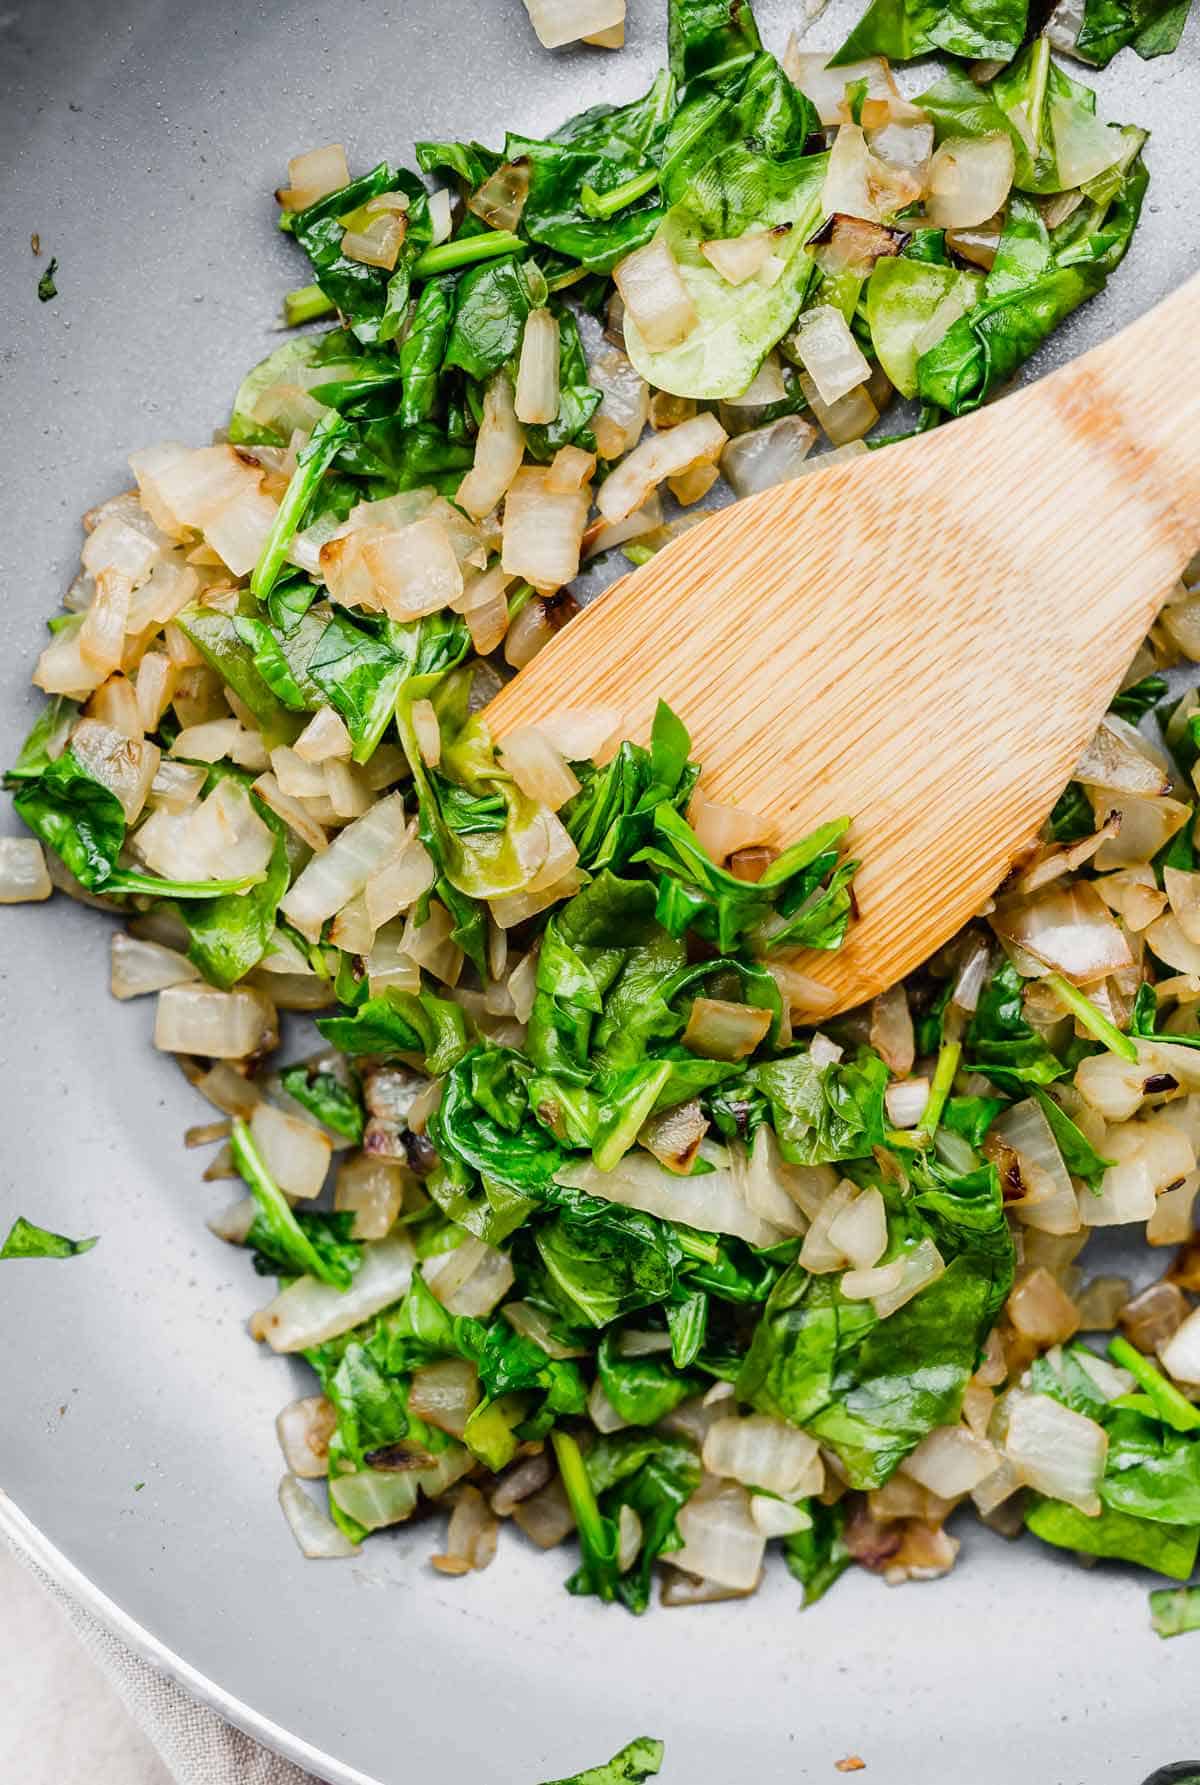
[1,2,1198,1779]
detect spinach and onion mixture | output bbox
[5,0,1200,1626]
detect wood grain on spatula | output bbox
[487,273,1200,1016]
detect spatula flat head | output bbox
[486,375,1186,1015]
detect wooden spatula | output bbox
[486,272,1200,1016]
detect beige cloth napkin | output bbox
[5,1530,322,1785]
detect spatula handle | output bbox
[1045,269,1200,549]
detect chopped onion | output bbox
[490,1452,555,1517]
[468,158,531,234]
[784,44,892,127]
[596,413,727,525]
[795,370,878,447]
[870,982,915,1076]
[276,1396,337,1480]
[280,792,408,941]
[252,771,329,855]
[0,837,52,904]
[171,716,265,769]
[843,1237,945,1317]
[502,466,589,592]
[1077,714,1169,797]
[668,462,720,506]
[1149,1172,1200,1246]
[702,1415,821,1498]
[110,932,198,999]
[498,727,581,810]
[750,1495,813,1538]
[365,919,423,997]
[502,1301,587,1359]
[721,415,818,497]
[1094,795,1190,871]
[821,124,920,224]
[252,1233,415,1352]
[357,516,464,622]
[1050,95,1124,189]
[1147,912,1200,977]
[515,307,561,426]
[588,1377,629,1434]
[827,1184,887,1270]
[432,1483,499,1575]
[295,705,353,764]
[988,1097,1075,1214]
[788,305,871,408]
[334,1156,407,1240]
[1004,1389,1106,1513]
[522,0,624,49]
[589,349,650,460]
[154,983,277,1061]
[1164,867,1200,948]
[278,1474,356,1558]
[1160,1307,1200,1385]
[1007,1266,1080,1344]
[535,706,621,763]
[1075,1274,1133,1328]
[681,996,773,1061]
[672,1478,765,1590]
[614,238,698,353]
[990,880,1132,982]
[424,1237,515,1318]
[408,1358,481,1439]
[885,1077,929,1129]
[1119,1279,1188,1352]
[512,1477,576,1548]
[700,230,779,286]
[558,1151,784,1248]
[249,1101,333,1201]
[1084,1113,1195,1227]
[363,829,436,930]
[276,143,350,211]
[404,898,464,987]
[457,373,526,523]
[72,719,160,823]
[902,1426,998,1497]
[927,134,1015,229]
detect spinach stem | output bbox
[1108,1334,1200,1433]
[1044,970,1138,1062]
[250,410,351,602]
[412,231,525,278]
[580,167,660,220]
[914,1039,961,1146]
[283,283,337,327]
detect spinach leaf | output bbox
[668,0,762,86]
[1025,1495,1200,1578]
[1110,673,1168,723]
[1,1217,98,1260]
[12,748,259,901]
[317,987,470,1076]
[867,257,981,399]
[6,696,77,782]
[177,602,304,748]
[334,418,475,493]
[1029,1086,1112,1189]
[306,613,407,763]
[1056,0,1194,64]
[783,1499,852,1606]
[232,1117,356,1288]
[444,257,541,380]
[536,1191,684,1327]
[621,144,826,399]
[567,1429,701,1613]
[289,165,430,344]
[563,702,698,873]
[280,1063,365,1143]
[748,1049,888,1166]
[398,277,454,428]
[964,956,1068,1084]
[170,791,292,990]
[1049,781,1096,843]
[538,1738,665,1785]
[596,1330,705,1424]
[833,0,1028,64]
[415,139,503,189]
[1100,1408,1200,1525]
[1150,1585,1200,1639]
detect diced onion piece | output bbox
[110,932,198,999]
[357,516,464,622]
[276,143,350,211]
[1146,912,1200,977]
[885,1077,930,1128]
[205,483,279,577]
[558,1151,784,1248]
[783,42,892,127]
[1004,1389,1107,1514]
[188,1059,263,1120]
[328,1470,418,1532]
[136,778,274,882]
[515,307,561,426]
[843,1237,945,1317]
[249,1101,333,1201]
[927,134,1015,229]
[1076,714,1169,797]
[34,621,106,699]
[613,238,697,353]
[335,1156,407,1240]
[278,1474,356,1558]
[252,1233,415,1352]
[668,463,720,506]
[366,920,422,997]
[154,983,277,1061]
[688,791,774,862]
[252,772,329,855]
[702,1415,821,1498]
[870,982,914,1076]
[457,373,526,523]
[1093,795,1190,871]
[788,305,871,408]
[1084,1115,1195,1227]
[672,1479,765,1590]
[821,124,920,224]
[988,1097,1075,1215]
[499,726,581,810]
[276,1396,337,1480]
[363,828,436,929]
[512,1478,576,1548]
[750,1495,813,1538]
[423,1237,515,1318]
[798,1177,859,1272]
[408,1358,481,1438]
[584,18,625,45]
[270,746,327,799]
[432,1483,500,1575]
[522,0,624,49]
[342,210,406,271]
[1050,95,1124,188]
[902,1426,998,1496]
[404,899,464,987]
[81,515,162,583]
[700,230,778,286]
[1149,1172,1200,1247]
[547,446,596,494]
[502,466,589,592]
[1007,1266,1080,1344]
[79,573,132,677]
[1119,1280,1189,1352]
[721,415,817,497]
[826,1184,887,1270]
[535,706,621,762]
[171,716,266,769]
[728,1125,821,1235]
[589,349,650,460]
[280,792,408,941]
[1165,867,1200,947]
[990,880,1132,983]
[503,1301,587,1359]
[589,1377,628,1433]
[796,370,878,447]
[682,996,773,1062]
[1160,1307,1200,1385]
[596,413,727,526]
[0,837,52,904]
[295,706,352,763]
[411,699,442,768]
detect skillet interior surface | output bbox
[1,1,1199,1778]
